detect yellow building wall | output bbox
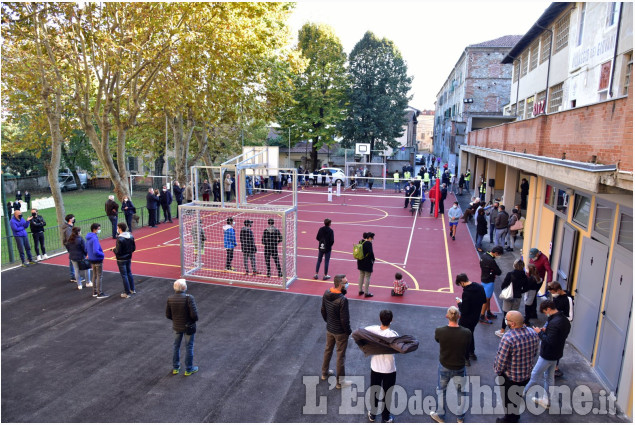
[495,163,505,191]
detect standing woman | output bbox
[495,259,527,338]
[67,227,92,290]
[475,208,488,252]
[224,173,233,201]
[357,232,376,298]
[458,174,465,195]
[524,264,542,325]
[121,196,136,233]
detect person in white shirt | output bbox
[366,310,398,423]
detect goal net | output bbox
[345,162,386,190]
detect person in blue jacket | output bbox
[10,209,35,267]
[121,196,136,233]
[86,223,107,298]
[223,217,237,271]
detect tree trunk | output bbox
[169,110,195,186]
[45,120,66,245]
[310,141,318,171]
[115,124,130,197]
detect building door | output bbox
[556,223,578,291]
[595,251,633,392]
[568,237,608,360]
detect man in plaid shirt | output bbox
[493,311,539,423]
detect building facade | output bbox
[433,35,522,173]
[416,109,434,153]
[461,2,633,418]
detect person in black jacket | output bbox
[455,273,487,366]
[321,274,352,389]
[438,183,448,214]
[105,195,119,239]
[314,218,335,280]
[479,246,503,324]
[475,209,487,252]
[146,187,160,228]
[67,227,92,290]
[160,185,173,223]
[172,181,183,218]
[29,208,48,261]
[212,180,221,202]
[357,232,375,298]
[113,223,136,298]
[166,279,199,376]
[240,220,258,275]
[520,178,529,211]
[121,196,136,233]
[495,259,528,338]
[262,218,283,278]
[524,300,571,408]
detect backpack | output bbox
[353,240,366,260]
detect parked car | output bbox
[415,154,424,165]
[58,172,88,191]
[308,168,346,185]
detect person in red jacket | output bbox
[528,248,553,293]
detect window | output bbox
[554,11,570,54]
[510,103,516,116]
[577,3,586,46]
[556,189,569,215]
[572,194,591,227]
[598,61,612,91]
[128,156,138,172]
[530,41,539,71]
[607,2,619,27]
[520,51,529,78]
[525,96,535,119]
[594,201,614,240]
[545,184,557,208]
[617,213,633,252]
[623,52,632,95]
[540,32,551,64]
[548,83,564,113]
[513,60,520,83]
[517,99,525,120]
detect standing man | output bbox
[224,174,233,201]
[393,170,401,193]
[201,179,212,202]
[223,217,237,271]
[495,205,510,248]
[528,248,553,288]
[479,246,504,324]
[525,300,571,409]
[29,208,48,261]
[262,218,283,278]
[447,201,462,240]
[213,179,221,202]
[240,219,258,275]
[455,273,487,366]
[321,274,352,389]
[356,232,375,298]
[166,279,199,376]
[404,168,411,182]
[105,195,119,239]
[488,201,500,244]
[428,186,437,215]
[172,181,183,218]
[464,169,471,192]
[63,214,79,282]
[430,306,471,423]
[86,223,107,298]
[146,187,160,228]
[366,310,399,423]
[493,311,540,423]
[113,223,136,298]
[404,181,414,208]
[438,183,448,215]
[10,209,35,267]
[160,185,173,223]
[185,181,194,203]
[314,218,335,281]
[479,177,487,201]
[520,178,529,211]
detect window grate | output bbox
[540,32,551,64]
[529,42,539,71]
[520,51,529,78]
[554,11,570,54]
[548,83,564,113]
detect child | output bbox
[391,272,408,296]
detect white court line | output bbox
[402,208,419,267]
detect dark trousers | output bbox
[524,296,538,320]
[315,250,331,275]
[429,201,436,214]
[14,236,33,263]
[213,192,220,202]
[32,232,46,255]
[501,375,529,422]
[489,223,496,243]
[225,248,234,269]
[459,320,477,358]
[438,200,445,214]
[202,193,210,202]
[148,208,157,227]
[175,199,182,218]
[265,250,281,276]
[162,205,172,222]
[108,215,118,238]
[125,214,133,232]
[225,191,231,201]
[369,370,397,422]
[322,331,348,382]
[117,259,135,294]
[520,194,527,211]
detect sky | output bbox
[288,0,552,110]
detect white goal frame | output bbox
[345,162,387,190]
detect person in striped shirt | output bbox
[494,311,540,423]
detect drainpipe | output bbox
[515,56,521,117]
[536,24,553,113]
[608,2,624,98]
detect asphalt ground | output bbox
[1,262,627,422]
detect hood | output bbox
[324,289,343,302]
[223,224,233,231]
[118,231,133,240]
[86,232,98,242]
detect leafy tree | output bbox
[340,31,413,160]
[278,23,348,171]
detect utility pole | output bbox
[1,172,15,263]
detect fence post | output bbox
[1,172,15,263]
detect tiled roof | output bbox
[469,35,523,48]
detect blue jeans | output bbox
[495,228,508,247]
[173,331,195,372]
[315,250,331,275]
[436,364,467,420]
[394,182,400,192]
[475,233,484,249]
[117,260,135,294]
[14,236,33,263]
[108,215,118,238]
[489,223,496,243]
[524,356,557,401]
[69,258,75,279]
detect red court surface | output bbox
[44,186,495,310]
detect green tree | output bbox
[340,31,413,160]
[278,23,347,171]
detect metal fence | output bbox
[1,203,178,268]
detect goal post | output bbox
[179,202,297,289]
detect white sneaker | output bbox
[532,396,550,409]
[43,254,49,260]
[37,255,42,261]
[495,330,505,338]
[85,282,94,288]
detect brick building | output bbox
[461,2,633,417]
[433,35,522,173]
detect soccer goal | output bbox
[179,203,297,288]
[345,162,386,190]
